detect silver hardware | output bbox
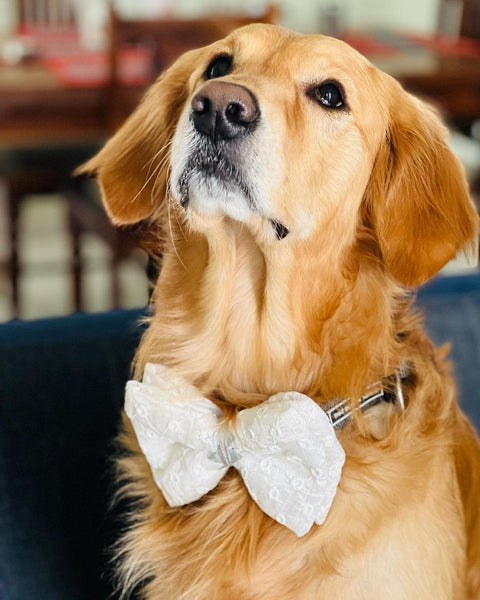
[211,431,242,467]
[327,387,385,429]
[395,370,406,412]
[326,363,408,430]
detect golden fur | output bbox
[82,24,480,600]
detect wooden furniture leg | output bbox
[7,191,20,319]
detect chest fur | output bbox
[136,437,465,600]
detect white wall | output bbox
[258,0,440,34]
[0,0,17,36]
[175,0,442,35]
[0,0,441,37]
[344,0,440,35]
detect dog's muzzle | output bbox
[175,82,290,239]
[175,81,260,213]
[191,81,260,142]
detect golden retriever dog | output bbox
[82,24,480,600]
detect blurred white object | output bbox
[448,130,480,182]
[0,37,33,64]
[74,0,108,51]
[113,0,172,19]
[444,129,480,273]
[322,4,343,37]
[438,0,464,39]
[0,0,18,36]
[471,120,480,143]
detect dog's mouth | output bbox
[173,135,289,239]
[177,139,257,211]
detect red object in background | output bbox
[44,47,154,87]
[407,33,480,59]
[341,33,399,57]
[17,23,80,56]
[343,30,480,60]
[15,25,154,87]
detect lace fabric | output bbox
[125,363,345,537]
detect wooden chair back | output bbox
[105,4,279,129]
[460,0,480,39]
[438,0,480,39]
[17,0,75,31]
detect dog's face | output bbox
[169,26,382,243]
[83,24,477,287]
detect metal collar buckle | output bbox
[326,364,408,430]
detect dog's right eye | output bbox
[307,81,346,110]
[204,55,233,79]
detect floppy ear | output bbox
[77,47,206,225]
[365,81,478,286]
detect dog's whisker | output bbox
[129,140,175,207]
[163,169,187,270]
[142,138,174,172]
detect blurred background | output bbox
[1,0,479,321]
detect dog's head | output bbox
[82,24,478,287]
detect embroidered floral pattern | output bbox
[125,363,345,537]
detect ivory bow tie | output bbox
[125,363,345,537]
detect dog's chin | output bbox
[178,172,257,223]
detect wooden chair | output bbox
[438,0,480,39]
[18,0,76,30]
[1,143,103,318]
[1,1,107,318]
[3,1,145,318]
[92,5,278,289]
[2,3,278,318]
[458,0,480,39]
[71,4,279,303]
[90,5,279,287]
[105,5,279,130]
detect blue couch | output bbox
[1,274,479,600]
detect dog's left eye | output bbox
[310,82,345,109]
[204,55,233,79]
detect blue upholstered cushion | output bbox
[0,309,144,600]
[417,273,480,429]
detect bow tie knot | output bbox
[125,363,345,537]
[211,431,242,467]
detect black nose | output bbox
[191,81,260,141]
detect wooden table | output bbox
[0,61,145,147]
[344,31,480,125]
[0,56,146,317]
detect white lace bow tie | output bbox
[125,363,345,537]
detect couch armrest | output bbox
[0,309,144,600]
[417,273,480,431]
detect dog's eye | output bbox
[311,82,345,109]
[204,55,233,79]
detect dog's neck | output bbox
[142,217,407,405]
